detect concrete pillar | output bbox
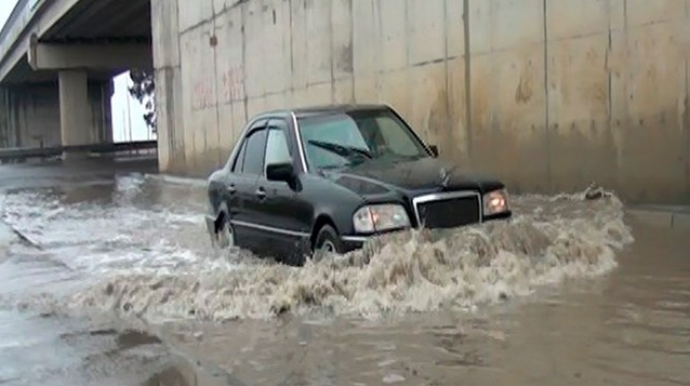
[152,0,182,172]
[58,70,92,159]
[101,80,114,144]
[0,88,12,148]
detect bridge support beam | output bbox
[29,37,152,72]
[59,70,92,159]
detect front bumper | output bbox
[340,235,369,253]
[483,210,512,222]
[340,211,512,252]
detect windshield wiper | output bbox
[307,140,373,160]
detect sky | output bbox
[0,0,152,143]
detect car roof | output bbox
[253,104,391,120]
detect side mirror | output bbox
[429,145,439,158]
[266,162,295,183]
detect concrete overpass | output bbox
[0,0,152,157]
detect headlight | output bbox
[353,204,411,233]
[483,189,509,215]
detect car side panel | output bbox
[253,179,312,259]
[227,174,262,252]
[210,120,270,256]
[250,119,312,260]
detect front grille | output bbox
[413,192,482,229]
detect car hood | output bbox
[325,156,504,197]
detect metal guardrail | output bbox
[0,0,33,60]
[0,0,50,80]
[0,0,31,44]
[0,140,157,162]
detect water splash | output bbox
[64,191,633,323]
[0,221,17,262]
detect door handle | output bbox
[226,184,236,194]
[255,187,266,199]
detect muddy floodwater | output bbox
[1,159,689,386]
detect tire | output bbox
[312,224,345,262]
[215,216,236,249]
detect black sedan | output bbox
[205,104,511,265]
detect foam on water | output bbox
[0,221,18,262]
[1,175,634,323]
[64,191,633,323]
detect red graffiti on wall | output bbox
[192,76,215,110]
[191,65,244,109]
[221,65,244,103]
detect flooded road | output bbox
[1,158,688,385]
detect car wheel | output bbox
[216,218,235,249]
[312,225,344,261]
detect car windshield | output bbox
[297,109,430,170]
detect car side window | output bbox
[231,140,247,173]
[240,128,268,175]
[264,121,293,169]
[231,120,267,173]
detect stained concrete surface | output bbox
[151,0,690,205]
[627,205,690,231]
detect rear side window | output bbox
[241,128,267,175]
[232,140,247,172]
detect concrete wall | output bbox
[0,81,114,149]
[152,0,690,204]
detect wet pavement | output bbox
[0,157,689,386]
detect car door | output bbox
[224,122,269,254]
[254,119,313,259]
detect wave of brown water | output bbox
[65,191,633,323]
